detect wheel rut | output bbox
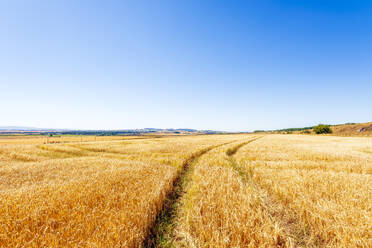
[226,136,262,156]
[226,136,316,247]
[225,136,262,182]
[143,140,236,248]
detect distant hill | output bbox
[0,126,223,135]
[0,126,48,131]
[331,122,372,136]
[265,122,372,136]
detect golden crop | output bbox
[0,135,240,247]
[0,134,370,247]
[234,135,372,247]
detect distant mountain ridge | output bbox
[0,126,56,131]
[0,126,222,135]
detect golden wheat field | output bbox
[0,134,371,247]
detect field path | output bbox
[227,136,312,247]
[143,140,237,247]
[225,136,262,156]
[226,136,262,182]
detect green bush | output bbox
[313,124,332,134]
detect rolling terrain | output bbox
[0,134,370,247]
[270,122,372,137]
[331,122,372,136]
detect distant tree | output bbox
[313,124,332,134]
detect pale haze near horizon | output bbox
[1,1,371,132]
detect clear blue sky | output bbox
[1,0,371,131]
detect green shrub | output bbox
[313,124,332,134]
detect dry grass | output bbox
[0,135,137,144]
[235,135,372,247]
[0,134,242,247]
[0,163,176,247]
[172,137,290,247]
[331,122,372,136]
[0,134,370,247]
[167,135,371,248]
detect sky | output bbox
[1,0,371,131]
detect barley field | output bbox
[0,134,371,247]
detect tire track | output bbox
[143,140,237,248]
[226,136,262,183]
[225,136,262,156]
[226,136,315,247]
